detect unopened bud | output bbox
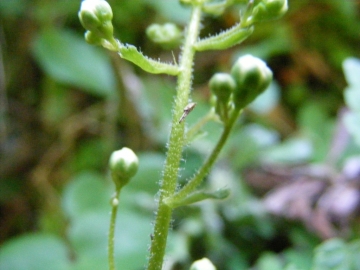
[109,147,139,189]
[209,73,235,104]
[231,54,272,109]
[78,0,114,41]
[190,258,216,270]
[84,30,103,46]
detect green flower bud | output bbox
[109,147,139,189]
[78,0,114,41]
[146,23,183,49]
[209,94,218,108]
[190,258,216,270]
[251,0,288,22]
[209,73,235,103]
[231,54,272,109]
[84,30,103,46]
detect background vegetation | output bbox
[1,0,360,269]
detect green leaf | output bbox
[349,240,360,269]
[343,57,360,88]
[68,210,152,270]
[0,233,70,270]
[313,239,350,270]
[144,0,191,24]
[261,137,313,164]
[32,28,116,97]
[344,86,360,112]
[0,0,26,16]
[127,152,165,195]
[344,112,360,147]
[256,252,283,270]
[61,171,110,220]
[119,43,179,75]
[194,26,254,52]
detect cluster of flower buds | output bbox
[78,0,118,50]
[210,54,272,122]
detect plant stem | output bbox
[146,5,202,270]
[108,190,120,270]
[168,109,241,205]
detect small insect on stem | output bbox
[179,102,197,123]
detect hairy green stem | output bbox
[167,109,241,206]
[108,190,120,270]
[146,5,202,270]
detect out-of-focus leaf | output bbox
[249,82,280,114]
[349,240,360,269]
[144,0,191,24]
[68,139,108,172]
[126,152,164,195]
[61,171,110,220]
[256,252,283,270]
[298,102,334,162]
[343,57,360,88]
[261,137,313,164]
[284,264,300,270]
[344,112,360,147]
[344,86,360,112]
[283,248,313,270]
[327,0,358,20]
[226,124,279,169]
[343,57,360,114]
[0,0,26,16]
[67,211,109,260]
[233,25,292,60]
[68,210,152,270]
[0,233,70,270]
[313,238,350,270]
[32,28,116,97]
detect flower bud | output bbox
[78,0,114,41]
[190,258,216,270]
[84,30,103,46]
[146,23,183,49]
[209,73,235,104]
[231,54,272,109]
[109,147,139,189]
[252,0,288,22]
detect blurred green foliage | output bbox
[1,0,360,269]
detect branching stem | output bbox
[166,108,241,207]
[146,5,203,270]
